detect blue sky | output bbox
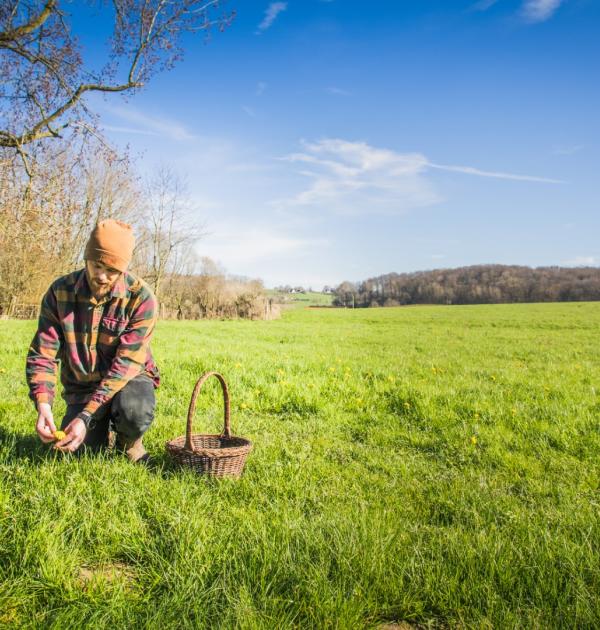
[81,0,599,288]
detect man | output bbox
[26,219,160,462]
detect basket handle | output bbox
[185,371,231,450]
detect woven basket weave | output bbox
[165,371,252,478]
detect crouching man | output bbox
[26,219,160,463]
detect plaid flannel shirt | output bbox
[26,268,160,418]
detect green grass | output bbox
[0,303,599,629]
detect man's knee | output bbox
[111,376,156,439]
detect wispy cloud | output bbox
[256,81,267,96]
[256,2,287,33]
[279,139,440,215]
[199,221,328,268]
[471,0,500,11]
[521,0,563,22]
[427,161,564,183]
[563,256,597,266]
[326,86,351,96]
[101,125,158,137]
[552,144,583,156]
[103,105,195,141]
[242,105,256,117]
[278,138,563,216]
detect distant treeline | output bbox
[332,265,600,307]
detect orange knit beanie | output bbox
[84,219,135,273]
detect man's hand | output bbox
[35,402,57,443]
[54,417,87,453]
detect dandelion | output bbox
[356,398,363,405]
[403,402,410,408]
[490,375,496,381]
[240,403,248,409]
[474,413,480,419]
[471,436,477,445]
[277,369,285,376]
[387,375,395,382]
[235,362,242,368]
[329,367,335,372]
[53,430,66,441]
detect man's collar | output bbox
[74,269,90,297]
[111,274,128,299]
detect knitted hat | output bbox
[84,219,135,273]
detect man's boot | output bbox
[116,435,150,464]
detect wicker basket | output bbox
[165,371,252,478]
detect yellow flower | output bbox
[511,408,517,416]
[329,367,335,372]
[471,436,477,445]
[240,403,248,409]
[490,375,496,381]
[235,362,242,368]
[277,369,285,376]
[356,398,363,405]
[403,402,410,408]
[387,375,395,382]
[53,430,66,441]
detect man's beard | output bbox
[86,272,116,299]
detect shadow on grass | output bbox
[0,426,233,486]
[0,425,180,474]
[0,424,49,462]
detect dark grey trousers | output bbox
[61,374,156,452]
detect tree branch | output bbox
[0,0,56,43]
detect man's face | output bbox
[85,260,121,299]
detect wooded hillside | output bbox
[333,265,600,307]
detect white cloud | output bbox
[103,105,195,141]
[101,125,159,137]
[256,2,287,33]
[242,105,256,117]
[427,161,564,183]
[256,81,267,96]
[326,86,351,96]
[197,222,328,271]
[552,144,583,156]
[563,256,597,266]
[278,138,563,216]
[521,0,563,22]
[279,139,440,215]
[471,0,500,11]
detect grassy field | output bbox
[0,303,598,629]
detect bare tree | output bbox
[0,132,139,312]
[139,166,204,297]
[0,0,234,163]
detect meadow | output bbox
[0,303,598,629]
